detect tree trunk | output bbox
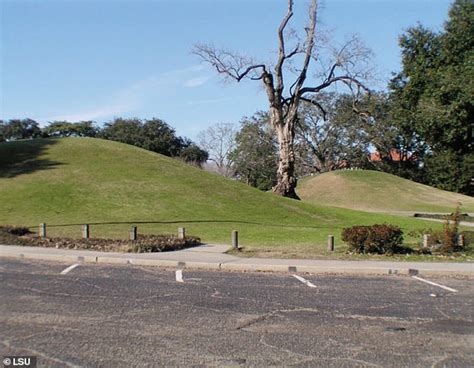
[272,118,300,199]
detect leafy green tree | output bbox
[230,112,278,191]
[73,121,98,137]
[100,118,144,147]
[43,121,98,137]
[3,119,41,140]
[0,120,5,142]
[424,150,474,193]
[43,121,75,137]
[178,143,209,168]
[389,0,473,194]
[141,118,184,157]
[99,117,208,167]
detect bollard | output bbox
[232,230,239,249]
[129,226,137,241]
[458,233,465,247]
[39,223,46,238]
[423,234,430,248]
[327,235,335,252]
[178,227,186,240]
[82,224,90,239]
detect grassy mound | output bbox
[0,138,454,258]
[297,170,474,214]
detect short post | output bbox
[423,234,430,248]
[178,227,186,240]
[232,230,239,249]
[39,223,46,238]
[457,233,465,247]
[327,235,335,252]
[82,224,90,239]
[129,226,137,241]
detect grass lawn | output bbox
[1,138,471,261]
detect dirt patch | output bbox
[0,226,201,253]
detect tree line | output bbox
[0,118,208,167]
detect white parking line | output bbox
[60,264,80,275]
[412,276,458,293]
[292,274,317,288]
[175,270,184,283]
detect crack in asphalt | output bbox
[236,307,321,330]
[334,313,434,323]
[2,281,181,303]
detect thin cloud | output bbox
[44,104,133,122]
[163,64,206,76]
[184,76,210,88]
[42,65,206,122]
[43,77,163,122]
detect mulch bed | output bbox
[0,226,201,253]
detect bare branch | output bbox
[292,0,318,98]
[275,0,294,95]
[299,75,370,96]
[198,123,237,177]
[192,44,268,82]
[325,62,340,83]
[299,97,327,120]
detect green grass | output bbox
[0,138,468,260]
[297,170,474,214]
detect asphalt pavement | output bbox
[1,258,473,367]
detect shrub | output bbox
[341,224,404,254]
[441,204,462,252]
[410,205,466,254]
[128,235,201,253]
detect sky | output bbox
[1,0,452,140]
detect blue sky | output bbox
[1,0,452,140]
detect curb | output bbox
[1,247,473,277]
[218,262,473,277]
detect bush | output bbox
[410,205,466,254]
[440,205,462,252]
[128,235,201,253]
[341,224,404,254]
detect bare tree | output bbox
[193,0,372,199]
[198,123,236,177]
[296,93,372,175]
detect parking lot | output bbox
[1,258,473,367]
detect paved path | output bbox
[1,244,473,276]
